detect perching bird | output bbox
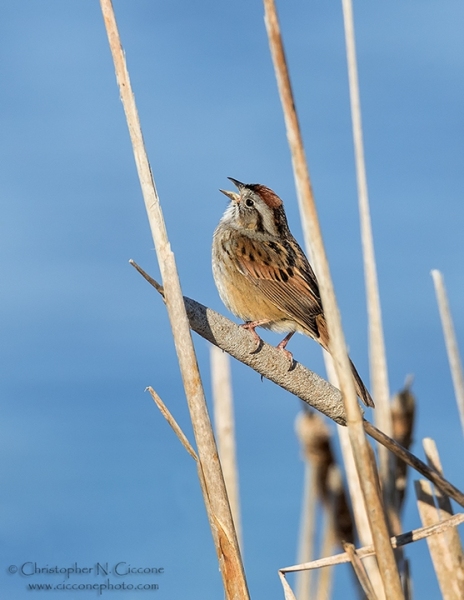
[212,178,374,408]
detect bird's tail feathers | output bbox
[315,314,374,407]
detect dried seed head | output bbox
[391,376,416,511]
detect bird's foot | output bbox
[277,332,296,370]
[240,320,268,353]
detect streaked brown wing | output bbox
[232,235,323,337]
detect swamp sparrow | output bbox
[212,178,374,408]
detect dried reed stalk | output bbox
[326,358,385,597]
[280,512,464,572]
[402,560,412,600]
[295,411,351,599]
[337,426,385,598]
[431,270,464,434]
[147,387,198,460]
[341,0,396,522]
[423,438,464,595]
[329,465,356,548]
[279,571,298,600]
[414,479,462,600]
[210,346,242,549]
[99,3,248,597]
[295,462,317,599]
[296,411,354,545]
[132,260,464,509]
[363,419,464,506]
[147,386,229,575]
[315,507,336,600]
[343,542,378,600]
[262,1,403,595]
[295,412,319,600]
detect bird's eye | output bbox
[245,198,254,207]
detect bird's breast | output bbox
[212,227,297,329]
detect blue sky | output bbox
[1,2,463,598]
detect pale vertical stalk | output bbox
[314,546,334,600]
[414,479,461,600]
[363,419,464,506]
[295,410,325,600]
[263,1,403,596]
[279,571,299,600]
[338,425,385,600]
[326,356,386,599]
[341,0,394,511]
[402,560,412,600]
[99,3,248,598]
[210,346,242,549]
[423,438,464,595]
[295,463,318,600]
[431,270,464,435]
[343,543,378,600]
[314,505,336,600]
[296,464,317,599]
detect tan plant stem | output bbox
[341,0,395,517]
[263,1,403,596]
[337,425,385,598]
[431,270,464,434]
[279,571,298,600]
[363,421,464,506]
[280,512,464,572]
[211,346,243,549]
[423,438,464,596]
[295,462,317,600]
[414,480,462,600]
[147,387,197,460]
[146,387,216,559]
[326,358,385,597]
[99,3,248,598]
[315,509,336,600]
[343,542,378,600]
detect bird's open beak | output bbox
[228,177,245,190]
[219,177,245,202]
[219,189,240,203]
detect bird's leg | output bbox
[240,320,270,351]
[276,331,295,364]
